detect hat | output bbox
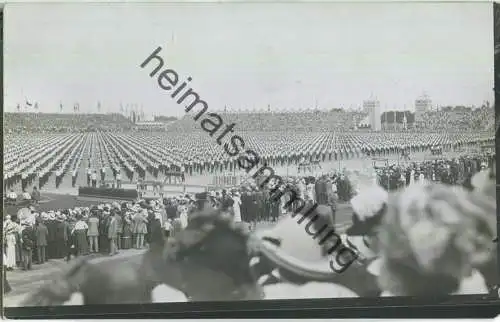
[471,169,495,201]
[19,210,35,225]
[254,205,335,263]
[347,185,388,236]
[377,183,495,296]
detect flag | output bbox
[17,103,21,111]
[25,100,32,107]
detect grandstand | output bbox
[4,113,134,133]
[167,110,367,133]
[5,106,493,134]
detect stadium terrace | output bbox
[140,46,358,272]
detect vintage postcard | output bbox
[2,1,498,318]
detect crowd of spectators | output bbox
[5,106,494,135]
[166,107,494,133]
[4,113,133,133]
[2,168,355,273]
[415,106,494,132]
[374,153,495,191]
[8,160,497,301]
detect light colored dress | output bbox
[179,207,189,229]
[233,197,242,222]
[3,220,18,269]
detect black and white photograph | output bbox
[2,0,498,313]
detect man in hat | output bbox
[72,170,78,188]
[100,165,106,183]
[100,209,111,254]
[116,170,122,189]
[21,171,28,192]
[87,167,92,186]
[31,186,41,204]
[20,214,36,270]
[91,170,98,188]
[88,211,100,253]
[35,215,49,264]
[108,210,119,256]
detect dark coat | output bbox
[35,223,49,247]
[21,226,36,251]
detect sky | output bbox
[3,2,494,118]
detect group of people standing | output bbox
[375,153,494,191]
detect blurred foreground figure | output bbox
[249,203,374,299]
[21,208,261,305]
[377,182,496,296]
[469,166,498,295]
[20,178,498,304]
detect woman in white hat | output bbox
[249,205,367,299]
[340,184,389,296]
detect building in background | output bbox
[381,110,415,131]
[363,97,381,131]
[415,93,432,125]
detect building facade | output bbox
[363,98,381,131]
[415,94,432,124]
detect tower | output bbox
[415,93,432,123]
[363,96,381,131]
